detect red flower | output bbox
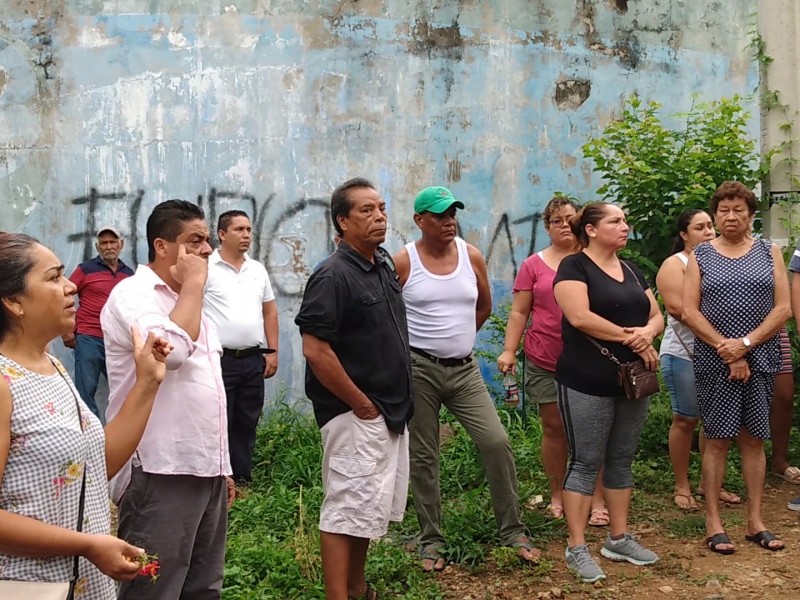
[134,552,160,583]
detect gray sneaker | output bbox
[565,544,606,583]
[600,533,659,566]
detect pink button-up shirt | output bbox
[101,265,231,503]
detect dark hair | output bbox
[568,202,612,248]
[330,177,375,236]
[146,200,206,262]
[0,232,40,341]
[218,210,250,233]
[670,208,707,254]
[542,195,580,226]
[710,181,756,215]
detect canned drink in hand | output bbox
[503,372,519,406]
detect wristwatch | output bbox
[742,336,752,348]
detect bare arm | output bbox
[393,248,410,287]
[0,375,142,578]
[655,255,685,321]
[262,300,279,378]
[745,244,791,345]
[553,280,630,342]
[302,333,378,419]
[792,271,800,325]
[262,300,279,350]
[681,253,725,347]
[497,290,532,374]
[468,244,493,331]
[103,328,167,478]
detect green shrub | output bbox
[583,93,771,281]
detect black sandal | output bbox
[706,532,735,555]
[745,530,784,552]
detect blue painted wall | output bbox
[0,1,759,405]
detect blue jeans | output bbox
[73,333,106,420]
[661,354,699,419]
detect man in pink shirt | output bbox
[101,200,235,600]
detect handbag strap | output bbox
[584,260,648,366]
[51,359,88,591]
[583,334,622,366]
[673,331,695,359]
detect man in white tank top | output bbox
[393,186,539,572]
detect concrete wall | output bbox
[0,0,758,401]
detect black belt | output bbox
[222,347,276,359]
[410,346,472,367]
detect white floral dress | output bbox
[0,354,116,599]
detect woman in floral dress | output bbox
[0,233,169,598]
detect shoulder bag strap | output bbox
[620,260,643,288]
[584,259,632,367]
[673,331,695,359]
[583,334,622,366]
[51,359,88,594]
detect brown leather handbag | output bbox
[585,336,660,400]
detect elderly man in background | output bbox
[63,226,134,420]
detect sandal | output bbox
[588,507,610,527]
[673,492,698,512]
[695,487,742,505]
[706,532,735,555]
[419,545,446,573]
[745,530,784,552]
[507,536,541,564]
[348,583,378,600]
[547,503,564,519]
[774,466,800,485]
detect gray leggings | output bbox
[557,384,650,495]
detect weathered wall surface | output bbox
[0,0,758,399]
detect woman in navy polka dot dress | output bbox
[683,181,791,555]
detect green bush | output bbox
[583,93,771,280]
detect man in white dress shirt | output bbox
[204,210,279,486]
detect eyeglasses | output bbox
[547,217,570,227]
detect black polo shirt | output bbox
[295,242,413,434]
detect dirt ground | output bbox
[437,477,800,599]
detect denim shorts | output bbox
[661,354,699,418]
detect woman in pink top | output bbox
[498,197,607,524]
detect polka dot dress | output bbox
[694,239,780,440]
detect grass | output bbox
[223,382,800,599]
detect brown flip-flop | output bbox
[673,492,698,512]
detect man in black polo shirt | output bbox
[296,177,412,600]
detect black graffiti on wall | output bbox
[67,188,542,295]
[68,189,145,265]
[485,211,542,277]
[68,187,338,297]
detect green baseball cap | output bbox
[413,186,465,214]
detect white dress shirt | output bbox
[203,249,276,349]
[101,265,232,503]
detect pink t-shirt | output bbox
[513,252,563,371]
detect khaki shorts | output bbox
[524,359,558,404]
[319,411,409,539]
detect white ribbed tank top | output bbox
[403,237,478,359]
